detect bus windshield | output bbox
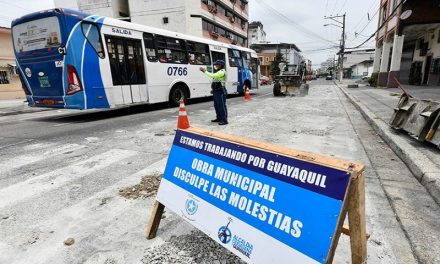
[12,16,62,54]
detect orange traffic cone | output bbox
[244,87,251,101]
[177,99,190,129]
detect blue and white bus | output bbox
[11,8,259,109]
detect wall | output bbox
[77,0,117,17]
[412,27,440,85]
[129,0,187,34]
[0,28,24,99]
[54,0,79,9]
[351,62,373,79]
[343,51,375,68]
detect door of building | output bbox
[423,55,432,85]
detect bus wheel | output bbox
[169,85,187,106]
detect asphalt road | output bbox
[1,80,439,264]
[0,85,274,149]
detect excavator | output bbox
[273,60,308,97]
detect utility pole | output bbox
[324,13,346,82]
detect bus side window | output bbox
[228,49,242,67]
[81,22,104,58]
[228,49,237,67]
[143,33,157,62]
[187,41,211,65]
[155,35,188,64]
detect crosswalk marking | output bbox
[4,157,167,264]
[0,143,86,177]
[0,149,137,209]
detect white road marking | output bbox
[0,149,137,209]
[52,122,74,127]
[0,143,86,175]
[7,157,168,264]
[0,139,34,150]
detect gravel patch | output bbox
[118,173,163,199]
[141,230,245,264]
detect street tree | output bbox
[270,50,284,77]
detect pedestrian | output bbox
[199,60,228,125]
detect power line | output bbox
[0,0,32,12]
[346,0,405,49]
[302,46,339,53]
[255,0,338,46]
[350,0,378,33]
[347,6,379,44]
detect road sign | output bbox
[146,127,366,264]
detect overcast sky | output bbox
[0,0,378,65]
[249,0,379,65]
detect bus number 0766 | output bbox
[167,67,188,76]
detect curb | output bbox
[336,83,440,205]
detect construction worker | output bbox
[199,60,228,125]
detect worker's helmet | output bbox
[213,60,225,66]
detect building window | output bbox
[228,49,243,67]
[143,33,157,62]
[155,35,188,64]
[163,17,169,24]
[187,41,211,65]
[265,57,269,62]
[217,4,226,16]
[0,71,9,84]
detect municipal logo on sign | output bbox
[185,199,198,215]
[218,226,232,244]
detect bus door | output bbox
[106,36,146,104]
[210,51,226,89]
[250,55,260,89]
[227,49,243,93]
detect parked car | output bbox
[260,75,272,85]
[325,75,333,80]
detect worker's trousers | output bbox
[213,89,228,122]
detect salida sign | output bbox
[154,128,362,264]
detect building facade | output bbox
[0,27,23,99]
[373,0,440,87]
[350,60,374,79]
[55,0,249,47]
[342,49,375,78]
[250,43,303,79]
[248,21,266,45]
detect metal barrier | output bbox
[390,93,440,149]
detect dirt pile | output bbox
[119,174,163,199]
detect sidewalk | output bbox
[337,80,440,204]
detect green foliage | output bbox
[368,72,378,87]
[270,51,284,77]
